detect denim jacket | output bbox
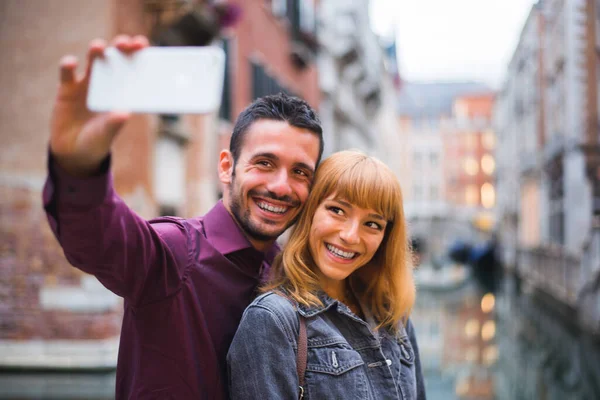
[227,291,426,400]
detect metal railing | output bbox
[517,245,580,307]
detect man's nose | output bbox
[266,169,293,198]
[339,220,360,245]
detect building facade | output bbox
[0,0,320,369]
[444,94,496,214]
[316,0,400,164]
[396,82,492,266]
[494,0,600,397]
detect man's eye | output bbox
[294,169,308,177]
[257,161,272,167]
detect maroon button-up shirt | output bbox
[43,156,278,399]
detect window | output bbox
[464,319,479,339]
[481,183,495,208]
[465,134,478,149]
[463,157,479,176]
[251,61,295,100]
[154,135,186,217]
[271,0,287,17]
[465,185,479,206]
[413,185,422,200]
[286,0,316,37]
[219,38,231,121]
[159,205,178,217]
[482,130,496,149]
[299,0,316,33]
[430,152,438,167]
[483,345,499,365]
[413,152,422,166]
[481,320,496,341]
[549,162,564,244]
[430,186,438,200]
[481,154,495,175]
[593,165,600,221]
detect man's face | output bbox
[220,119,321,249]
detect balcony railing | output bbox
[578,225,600,335]
[517,246,581,307]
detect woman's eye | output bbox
[366,221,383,230]
[326,206,344,216]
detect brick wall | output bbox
[230,0,319,113]
[0,0,124,345]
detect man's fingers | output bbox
[84,112,131,155]
[131,35,150,51]
[84,39,108,81]
[59,55,78,84]
[101,111,131,143]
[105,112,131,135]
[112,34,136,54]
[112,34,149,55]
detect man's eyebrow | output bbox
[333,199,386,221]
[250,152,278,161]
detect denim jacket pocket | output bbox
[396,338,418,400]
[305,347,369,399]
[399,338,415,366]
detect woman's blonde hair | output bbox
[263,150,415,333]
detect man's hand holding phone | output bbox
[50,35,149,178]
[49,35,225,178]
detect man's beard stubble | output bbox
[228,176,301,243]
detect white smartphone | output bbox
[87,46,225,114]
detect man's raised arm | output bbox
[44,36,189,306]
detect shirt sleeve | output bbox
[227,303,301,399]
[407,319,427,400]
[43,152,189,307]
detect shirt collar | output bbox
[203,200,279,259]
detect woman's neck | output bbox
[322,280,363,317]
[321,279,346,301]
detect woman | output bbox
[227,150,426,399]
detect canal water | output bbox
[1,268,598,399]
[413,264,600,400]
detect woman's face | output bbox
[308,194,387,291]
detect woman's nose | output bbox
[339,221,360,245]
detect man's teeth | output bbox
[326,244,356,259]
[257,201,288,214]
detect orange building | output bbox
[443,93,496,214]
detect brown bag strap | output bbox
[296,314,307,399]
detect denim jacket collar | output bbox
[294,290,408,339]
[295,291,353,318]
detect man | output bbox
[44,35,323,399]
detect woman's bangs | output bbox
[333,161,400,221]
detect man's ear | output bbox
[218,150,234,185]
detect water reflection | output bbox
[414,263,600,400]
[413,263,496,399]
[495,273,600,400]
[0,371,115,400]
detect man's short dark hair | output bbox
[229,92,324,166]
